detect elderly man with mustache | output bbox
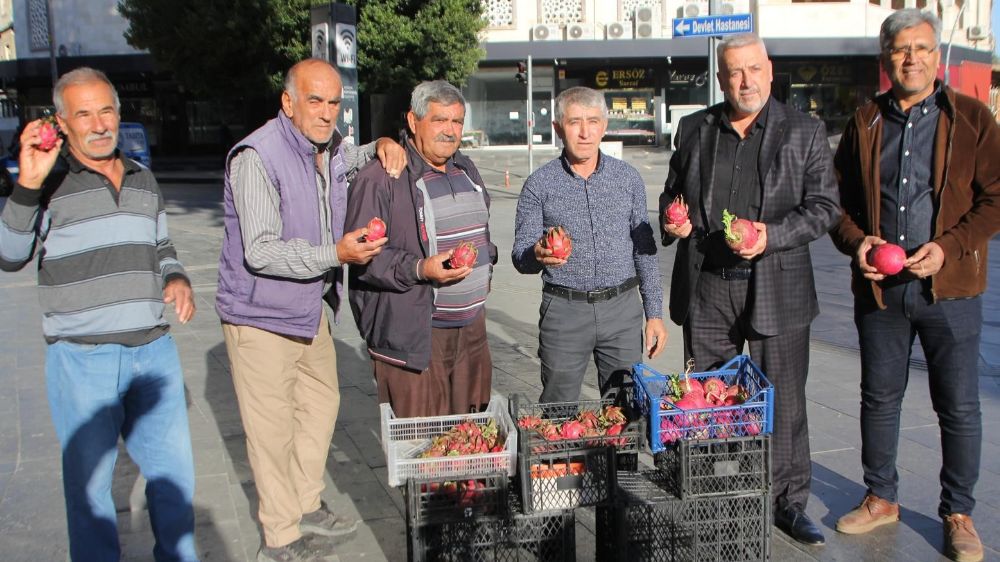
[345,80,498,418]
[659,32,840,546]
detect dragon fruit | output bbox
[37,116,60,152]
[867,243,906,276]
[543,226,572,260]
[722,209,759,252]
[449,241,478,269]
[665,195,689,226]
[559,420,585,440]
[365,217,386,241]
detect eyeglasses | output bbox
[887,44,938,60]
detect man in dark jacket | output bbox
[830,10,1000,562]
[346,80,498,418]
[660,33,840,546]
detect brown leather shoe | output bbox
[944,513,983,562]
[835,493,900,534]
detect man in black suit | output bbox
[659,32,840,545]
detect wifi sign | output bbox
[335,24,357,69]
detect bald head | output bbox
[281,59,344,144]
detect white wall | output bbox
[482,0,994,51]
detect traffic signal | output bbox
[515,61,527,84]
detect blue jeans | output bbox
[46,334,198,562]
[855,281,982,517]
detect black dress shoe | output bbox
[775,506,826,545]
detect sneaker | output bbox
[944,513,984,562]
[300,501,359,538]
[257,536,331,562]
[836,493,900,534]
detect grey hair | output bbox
[283,58,340,100]
[716,33,767,61]
[53,67,120,116]
[553,87,608,123]
[410,80,466,118]
[879,9,941,53]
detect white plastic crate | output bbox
[381,395,518,487]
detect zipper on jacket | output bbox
[974,249,981,274]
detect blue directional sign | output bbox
[673,14,753,37]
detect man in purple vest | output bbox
[215,59,405,562]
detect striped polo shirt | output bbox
[418,158,490,328]
[0,150,188,346]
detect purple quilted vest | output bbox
[215,111,348,338]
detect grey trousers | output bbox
[684,271,813,512]
[537,288,644,403]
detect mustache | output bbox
[434,133,457,142]
[86,131,114,143]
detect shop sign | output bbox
[594,67,653,89]
[794,63,854,84]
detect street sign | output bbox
[672,14,753,37]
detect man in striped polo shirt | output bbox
[513,86,667,403]
[347,80,498,418]
[0,68,198,561]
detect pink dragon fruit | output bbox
[37,117,60,152]
[449,241,478,269]
[543,226,572,260]
[365,217,386,241]
[868,243,906,276]
[665,195,689,226]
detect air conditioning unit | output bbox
[718,0,751,14]
[532,24,562,41]
[634,6,661,39]
[678,0,709,18]
[565,23,594,40]
[605,21,634,40]
[966,25,988,40]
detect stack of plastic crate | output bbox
[384,395,575,561]
[509,392,645,514]
[597,355,775,561]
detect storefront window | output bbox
[604,90,656,146]
[463,68,553,146]
[775,60,878,137]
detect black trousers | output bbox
[684,271,813,511]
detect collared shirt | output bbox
[0,148,188,345]
[704,102,767,269]
[229,133,376,288]
[512,151,663,319]
[879,85,940,251]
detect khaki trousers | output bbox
[222,310,340,548]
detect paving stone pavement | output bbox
[0,146,997,561]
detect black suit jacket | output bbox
[659,98,841,336]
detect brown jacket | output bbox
[831,85,1000,309]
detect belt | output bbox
[543,277,639,303]
[704,266,752,281]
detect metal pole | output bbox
[527,55,533,175]
[943,1,967,87]
[707,0,722,106]
[46,0,58,86]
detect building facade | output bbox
[467,0,996,147]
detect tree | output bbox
[118,0,486,97]
[346,0,486,93]
[118,0,311,97]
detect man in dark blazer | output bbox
[659,33,840,545]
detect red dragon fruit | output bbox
[559,420,585,440]
[365,217,386,241]
[722,209,758,252]
[449,241,478,269]
[37,116,60,152]
[543,226,572,260]
[665,195,689,226]
[867,243,906,276]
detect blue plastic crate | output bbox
[632,355,774,453]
